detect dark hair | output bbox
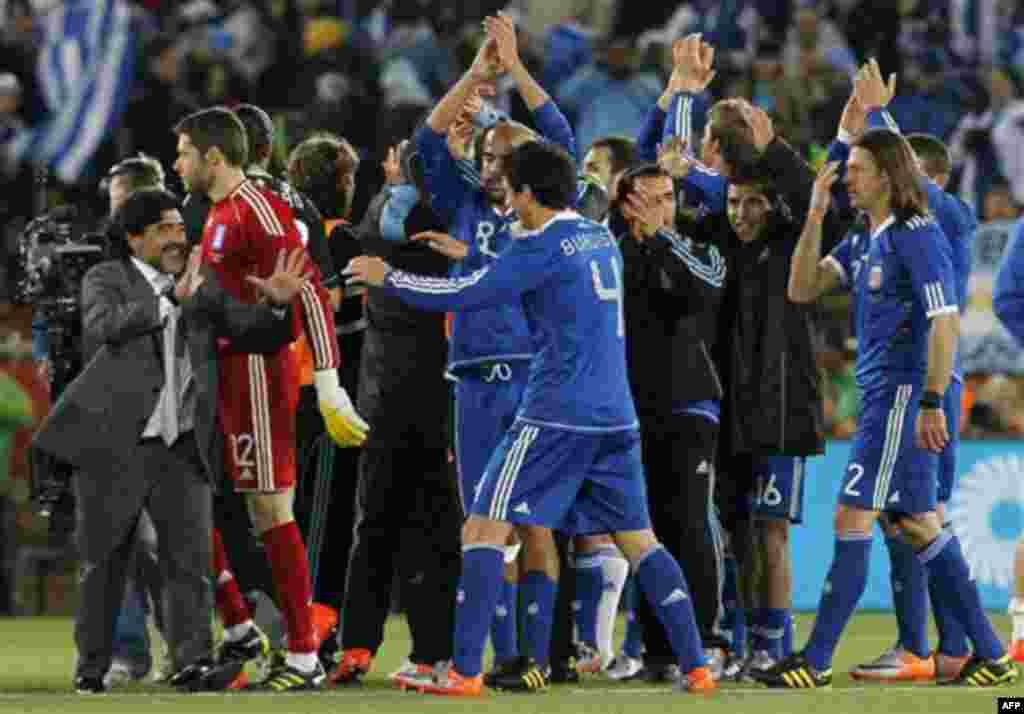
[588,136,638,179]
[608,163,671,236]
[113,188,180,238]
[173,107,248,168]
[107,153,165,192]
[502,141,576,210]
[906,133,952,181]
[234,103,275,164]
[854,128,928,222]
[286,133,359,218]
[707,99,759,175]
[727,162,778,201]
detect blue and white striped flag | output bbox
[7,0,136,183]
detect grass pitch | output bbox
[0,614,1020,713]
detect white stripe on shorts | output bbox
[490,425,538,520]
[873,385,912,510]
[248,354,275,491]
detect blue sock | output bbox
[634,545,704,672]
[521,571,557,667]
[929,524,969,658]
[918,532,1005,660]
[722,556,745,656]
[761,608,788,660]
[453,545,506,677]
[782,612,794,657]
[574,549,609,646]
[621,577,643,658]
[750,609,768,654]
[803,534,872,672]
[491,579,519,663]
[886,534,930,657]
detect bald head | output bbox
[481,121,538,205]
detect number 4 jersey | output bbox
[383,211,638,433]
[201,179,340,491]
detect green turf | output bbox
[0,614,1020,713]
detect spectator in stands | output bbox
[984,181,1022,222]
[556,37,663,154]
[993,85,1024,207]
[782,6,857,80]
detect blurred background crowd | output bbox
[1,0,1024,616]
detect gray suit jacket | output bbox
[32,259,295,480]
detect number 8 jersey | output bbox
[383,211,638,433]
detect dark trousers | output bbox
[340,445,461,664]
[636,414,728,661]
[74,435,213,678]
[294,387,358,611]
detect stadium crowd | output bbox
[1,0,1024,696]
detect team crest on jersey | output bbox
[868,264,882,290]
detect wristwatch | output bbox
[919,390,942,410]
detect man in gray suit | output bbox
[32,188,311,693]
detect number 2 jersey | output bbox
[200,179,339,489]
[383,211,638,433]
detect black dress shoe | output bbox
[169,658,245,692]
[74,675,106,694]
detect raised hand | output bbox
[410,231,470,260]
[245,247,311,304]
[447,119,476,160]
[657,136,692,179]
[485,13,522,72]
[469,35,504,82]
[853,58,896,111]
[672,33,716,93]
[839,92,866,138]
[810,161,840,219]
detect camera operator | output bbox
[31,188,309,693]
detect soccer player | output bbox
[755,128,1018,689]
[173,107,368,691]
[829,61,977,682]
[993,215,1024,662]
[395,14,578,691]
[345,140,716,697]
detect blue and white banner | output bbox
[792,440,1024,610]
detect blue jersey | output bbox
[663,92,728,218]
[384,211,638,432]
[833,109,978,380]
[994,219,1024,345]
[826,214,959,392]
[416,101,577,372]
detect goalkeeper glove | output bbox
[314,369,369,447]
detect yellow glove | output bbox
[314,370,369,447]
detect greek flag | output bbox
[8,0,136,183]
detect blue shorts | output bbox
[937,379,961,505]
[453,361,528,513]
[840,384,938,514]
[472,420,652,535]
[751,456,807,524]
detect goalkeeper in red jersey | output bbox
[173,107,368,691]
